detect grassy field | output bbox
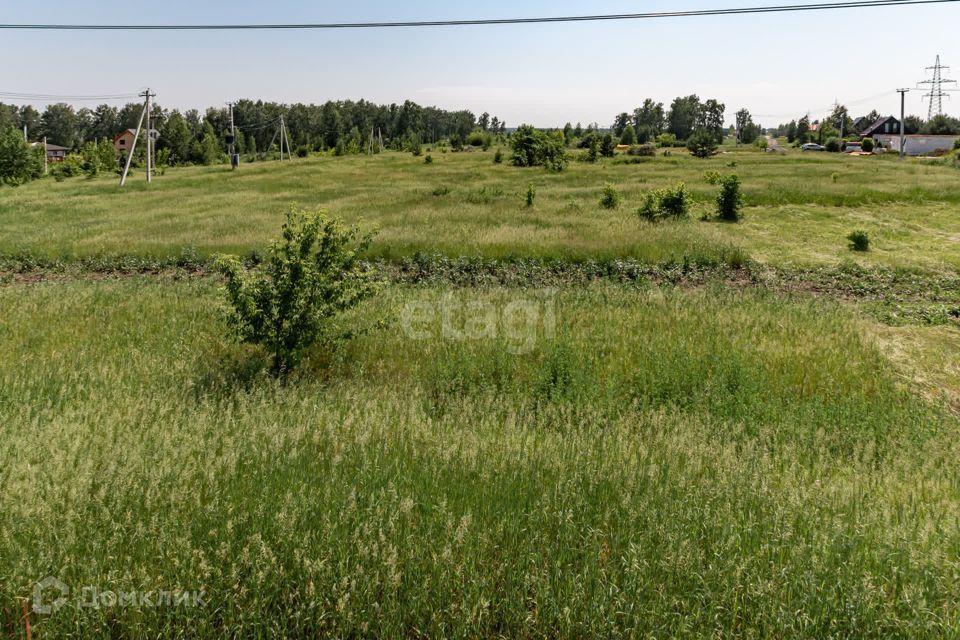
[2,279,958,637]
[2,147,959,637]
[1,148,959,270]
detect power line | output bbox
[0,91,141,100]
[1,0,957,30]
[917,54,957,119]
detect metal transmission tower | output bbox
[918,55,957,119]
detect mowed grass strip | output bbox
[1,149,959,271]
[1,279,958,638]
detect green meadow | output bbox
[2,148,960,270]
[2,147,959,638]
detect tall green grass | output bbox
[1,279,958,637]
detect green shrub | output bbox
[583,136,600,163]
[627,144,657,157]
[715,174,743,222]
[619,124,637,146]
[0,127,44,186]
[861,137,875,153]
[656,133,679,148]
[825,137,841,153]
[296,145,310,158]
[525,183,536,208]
[954,138,960,150]
[215,207,376,376]
[510,125,567,171]
[432,186,450,196]
[847,230,870,252]
[424,154,433,164]
[687,129,719,158]
[600,183,621,209]
[493,148,503,164]
[755,137,768,150]
[638,183,689,222]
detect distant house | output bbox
[853,116,871,133]
[30,142,69,162]
[861,116,901,138]
[113,129,138,158]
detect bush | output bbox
[510,125,567,171]
[656,133,679,148]
[715,174,743,222]
[755,137,769,150]
[619,124,637,146]
[861,137,875,153]
[0,127,44,186]
[525,183,536,208]
[953,138,960,150]
[432,186,450,196]
[296,145,310,158]
[215,207,376,376]
[847,230,870,252]
[424,154,433,164]
[687,129,719,158]
[825,137,841,153]
[627,144,656,157]
[410,136,423,157]
[600,183,621,209]
[638,183,689,222]
[493,148,503,164]
[583,136,600,163]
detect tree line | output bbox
[0,99,506,165]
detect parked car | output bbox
[801,143,826,151]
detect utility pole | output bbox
[119,98,148,186]
[23,125,27,142]
[143,88,154,183]
[227,102,237,169]
[280,114,286,161]
[43,136,48,174]
[897,88,909,160]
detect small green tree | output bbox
[825,137,841,153]
[861,137,875,153]
[620,124,637,146]
[715,174,743,222]
[510,125,567,171]
[493,148,503,164]
[525,182,536,208]
[600,133,616,158]
[215,208,377,376]
[687,128,719,158]
[638,183,689,222]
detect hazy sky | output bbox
[1,1,958,126]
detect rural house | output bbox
[113,129,137,158]
[861,116,901,138]
[30,142,69,162]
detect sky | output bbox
[1,0,958,127]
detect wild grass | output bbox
[2,149,959,271]
[1,278,958,638]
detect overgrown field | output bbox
[2,148,959,271]
[2,279,959,638]
[2,147,959,638]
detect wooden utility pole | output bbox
[143,88,155,183]
[280,114,286,161]
[43,137,48,174]
[896,88,909,160]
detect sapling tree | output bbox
[216,207,377,376]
